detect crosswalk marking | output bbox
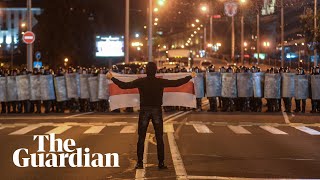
[164,124,174,133]
[228,126,251,134]
[192,124,213,133]
[45,126,72,135]
[260,126,288,135]
[9,125,42,135]
[84,126,106,134]
[120,125,136,134]
[294,126,320,135]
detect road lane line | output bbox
[135,133,150,180]
[260,126,288,135]
[164,124,174,133]
[0,127,5,130]
[165,111,191,124]
[9,124,42,135]
[281,105,291,124]
[83,126,106,134]
[168,132,188,179]
[120,125,136,133]
[164,111,184,120]
[187,175,317,180]
[64,112,94,118]
[192,124,212,133]
[45,126,72,134]
[228,125,251,134]
[294,126,320,135]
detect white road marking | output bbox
[64,112,94,118]
[45,126,72,134]
[0,127,5,130]
[192,124,213,133]
[83,126,106,134]
[294,126,320,135]
[9,124,42,135]
[135,133,150,180]
[120,125,136,133]
[228,125,251,134]
[168,132,188,179]
[164,124,174,133]
[187,175,316,180]
[281,105,291,124]
[164,111,191,124]
[260,126,288,135]
[164,111,184,120]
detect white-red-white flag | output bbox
[108,73,196,110]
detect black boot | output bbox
[301,99,306,113]
[135,161,143,169]
[294,100,301,112]
[158,161,168,170]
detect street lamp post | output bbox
[281,0,285,67]
[125,0,130,64]
[314,0,318,66]
[148,0,153,62]
[27,0,33,71]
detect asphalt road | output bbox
[0,101,320,180]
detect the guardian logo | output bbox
[12,134,120,168]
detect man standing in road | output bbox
[107,62,195,169]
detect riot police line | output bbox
[0,66,320,114]
[194,66,320,113]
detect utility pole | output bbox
[241,15,244,65]
[257,13,260,65]
[27,0,33,71]
[204,26,207,51]
[281,0,285,67]
[231,16,235,63]
[148,0,153,62]
[314,0,318,66]
[210,16,213,45]
[125,0,129,64]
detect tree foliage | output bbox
[300,8,320,51]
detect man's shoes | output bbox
[158,162,168,170]
[135,162,143,169]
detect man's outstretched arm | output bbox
[161,72,196,88]
[107,72,139,89]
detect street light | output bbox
[195,19,200,23]
[200,5,208,13]
[154,7,159,12]
[64,58,69,63]
[21,23,26,28]
[157,0,165,6]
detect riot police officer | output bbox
[206,65,218,112]
[294,68,307,113]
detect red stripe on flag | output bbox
[164,82,195,94]
[109,81,195,96]
[109,84,139,95]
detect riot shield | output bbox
[194,73,205,98]
[6,76,18,102]
[54,76,68,102]
[80,74,90,99]
[264,74,281,99]
[65,73,80,98]
[16,75,31,101]
[294,75,309,100]
[252,72,264,98]
[237,73,253,98]
[98,74,108,100]
[311,75,320,100]
[221,73,237,98]
[88,76,99,102]
[0,77,7,102]
[40,75,56,101]
[281,73,295,98]
[29,75,41,101]
[205,72,222,97]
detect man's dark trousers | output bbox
[137,107,164,163]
